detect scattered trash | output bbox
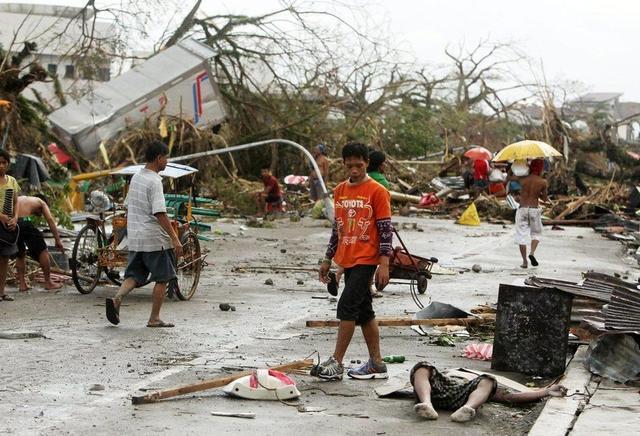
[382,355,405,363]
[432,335,455,347]
[0,332,46,340]
[223,369,301,400]
[219,303,231,311]
[297,279,304,285]
[457,203,481,226]
[210,412,256,419]
[88,384,105,391]
[297,405,327,413]
[463,343,493,360]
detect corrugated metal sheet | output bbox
[527,272,640,333]
[585,333,640,383]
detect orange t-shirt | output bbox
[333,178,392,268]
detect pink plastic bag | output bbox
[463,343,493,361]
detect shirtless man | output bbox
[515,159,550,268]
[16,195,65,291]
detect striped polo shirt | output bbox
[126,168,170,252]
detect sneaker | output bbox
[310,356,344,380]
[347,358,388,380]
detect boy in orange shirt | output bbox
[313,142,393,380]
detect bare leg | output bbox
[519,244,527,268]
[451,378,494,422]
[413,367,438,419]
[0,256,9,298]
[464,378,494,409]
[16,255,29,292]
[333,320,356,363]
[112,277,139,311]
[255,193,265,216]
[148,281,171,326]
[39,251,61,290]
[360,318,383,364]
[530,239,539,256]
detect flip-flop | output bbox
[0,294,14,301]
[327,271,338,296]
[528,255,539,267]
[105,298,120,325]
[147,321,175,328]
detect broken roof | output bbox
[570,92,623,104]
[0,3,112,57]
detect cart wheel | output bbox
[174,230,202,301]
[417,274,428,294]
[71,224,103,294]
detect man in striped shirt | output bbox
[106,141,183,327]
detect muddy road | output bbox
[0,217,629,435]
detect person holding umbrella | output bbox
[515,159,550,268]
[492,140,562,269]
[463,146,492,191]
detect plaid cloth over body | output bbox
[410,361,497,410]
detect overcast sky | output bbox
[3,0,639,101]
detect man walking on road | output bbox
[15,195,65,292]
[106,141,183,327]
[516,159,549,269]
[314,142,393,381]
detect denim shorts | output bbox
[124,249,176,285]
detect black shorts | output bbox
[337,264,377,324]
[266,194,282,204]
[16,220,47,260]
[410,362,497,410]
[124,249,176,285]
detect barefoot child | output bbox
[15,195,65,292]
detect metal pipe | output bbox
[168,139,334,221]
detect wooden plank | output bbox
[396,178,414,191]
[554,194,593,220]
[528,345,595,436]
[305,317,488,328]
[542,219,595,226]
[390,191,422,204]
[395,160,443,165]
[131,359,313,405]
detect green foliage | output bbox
[381,103,442,157]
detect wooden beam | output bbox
[131,359,313,405]
[395,160,443,165]
[542,219,595,226]
[390,191,422,203]
[306,317,489,328]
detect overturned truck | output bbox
[48,38,227,158]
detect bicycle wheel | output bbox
[174,230,202,301]
[71,224,103,294]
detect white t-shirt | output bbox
[125,168,170,252]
